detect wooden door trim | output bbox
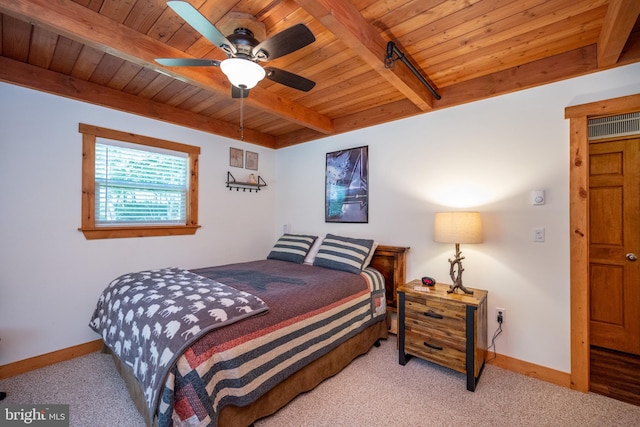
[565,93,640,392]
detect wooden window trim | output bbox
[78,123,200,239]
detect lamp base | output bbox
[447,283,474,295]
[447,243,474,295]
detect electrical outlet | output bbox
[496,307,506,324]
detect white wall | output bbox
[0,83,277,365]
[274,62,640,373]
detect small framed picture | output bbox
[246,151,258,170]
[230,147,243,168]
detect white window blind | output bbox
[95,140,189,226]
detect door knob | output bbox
[626,253,638,261]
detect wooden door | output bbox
[589,137,640,355]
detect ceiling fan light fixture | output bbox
[220,58,265,89]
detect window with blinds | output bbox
[95,141,188,226]
[79,123,200,239]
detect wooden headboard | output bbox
[370,245,410,311]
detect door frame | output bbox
[565,93,640,392]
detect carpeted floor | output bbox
[1,336,639,426]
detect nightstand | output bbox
[397,280,488,391]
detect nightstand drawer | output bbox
[403,314,466,346]
[404,294,467,322]
[404,296,466,333]
[405,330,466,372]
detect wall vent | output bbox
[588,112,640,140]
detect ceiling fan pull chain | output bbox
[240,91,244,141]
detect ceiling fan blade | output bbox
[264,67,315,92]
[155,58,221,67]
[167,1,236,55]
[231,85,250,98]
[252,24,315,61]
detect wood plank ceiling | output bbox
[0,0,639,148]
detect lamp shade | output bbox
[434,211,483,244]
[220,58,266,89]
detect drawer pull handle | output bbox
[423,310,443,319]
[423,342,443,351]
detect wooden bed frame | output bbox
[107,245,409,427]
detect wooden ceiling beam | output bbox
[294,0,435,111]
[0,56,276,147]
[0,0,334,134]
[276,99,423,148]
[436,45,598,110]
[597,0,640,67]
[277,44,609,147]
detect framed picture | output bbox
[245,151,258,170]
[230,147,243,168]
[325,146,368,223]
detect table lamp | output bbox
[434,211,483,294]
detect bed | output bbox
[90,234,408,427]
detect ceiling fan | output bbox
[155,1,316,98]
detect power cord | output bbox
[486,315,503,361]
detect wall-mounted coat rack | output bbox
[226,171,267,192]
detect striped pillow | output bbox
[313,234,375,274]
[267,234,318,263]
